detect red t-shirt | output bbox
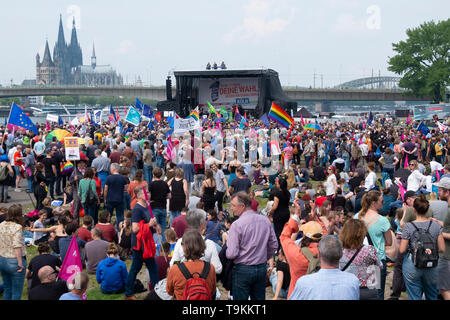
[77,226,92,242]
[14,151,23,166]
[95,223,117,242]
[251,199,259,212]
[171,215,189,239]
[315,196,328,208]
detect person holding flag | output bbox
[7,103,38,135]
[124,185,159,300]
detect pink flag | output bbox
[435,170,440,182]
[406,113,411,124]
[398,183,407,202]
[362,122,366,129]
[167,136,175,161]
[58,236,83,283]
[142,187,154,219]
[401,133,405,141]
[46,121,51,131]
[404,154,409,169]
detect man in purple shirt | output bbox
[402,138,417,161]
[226,192,278,300]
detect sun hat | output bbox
[299,221,323,241]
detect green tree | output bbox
[388,19,450,103]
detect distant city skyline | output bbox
[0,0,449,88]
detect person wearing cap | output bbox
[430,177,450,300]
[280,199,327,299]
[289,235,360,300]
[226,192,278,300]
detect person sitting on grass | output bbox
[96,242,128,294]
[59,272,89,300]
[77,216,93,243]
[95,211,117,243]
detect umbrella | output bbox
[303,123,324,132]
[394,168,411,182]
[45,129,71,144]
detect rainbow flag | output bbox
[60,161,74,176]
[268,102,294,128]
[189,107,199,121]
[207,102,220,118]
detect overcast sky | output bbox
[1,0,449,88]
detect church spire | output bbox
[42,39,54,66]
[70,16,78,45]
[91,42,97,69]
[57,14,66,47]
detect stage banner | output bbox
[198,78,259,108]
[174,114,200,133]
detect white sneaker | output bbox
[15,188,22,192]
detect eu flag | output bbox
[417,122,430,136]
[8,103,38,135]
[143,104,152,117]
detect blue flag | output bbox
[260,114,270,127]
[417,122,430,136]
[109,105,116,120]
[8,103,38,134]
[235,111,242,123]
[58,115,64,126]
[367,111,373,126]
[135,98,143,111]
[143,104,152,117]
[118,121,124,134]
[148,119,154,130]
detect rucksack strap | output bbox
[177,262,193,280]
[341,246,363,271]
[300,247,317,262]
[200,261,210,280]
[177,261,210,280]
[426,220,433,233]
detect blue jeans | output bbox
[232,263,267,300]
[0,256,27,300]
[270,271,288,299]
[83,202,98,225]
[342,156,350,172]
[106,201,124,229]
[97,172,108,190]
[153,208,167,242]
[27,177,33,193]
[143,164,153,186]
[304,155,312,168]
[402,253,439,300]
[124,250,159,297]
[383,167,395,180]
[169,211,180,228]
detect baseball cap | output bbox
[299,221,323,241]
[403,190,418,203]
[434,177,450,190]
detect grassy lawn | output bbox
[6,168,408,300]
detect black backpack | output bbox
[85,180,97,205]
[410,221,439,269]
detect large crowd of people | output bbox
[0,109,450,301]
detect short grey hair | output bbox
[91,228,103,239]
[318,235,343,266]
[110,163,120,173]
[186,209,207,230]
[95,149,101,156]
[231,191,252,208]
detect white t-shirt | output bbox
[325,174,337,196]
[364,171,377,190]
[170,237,223,274]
